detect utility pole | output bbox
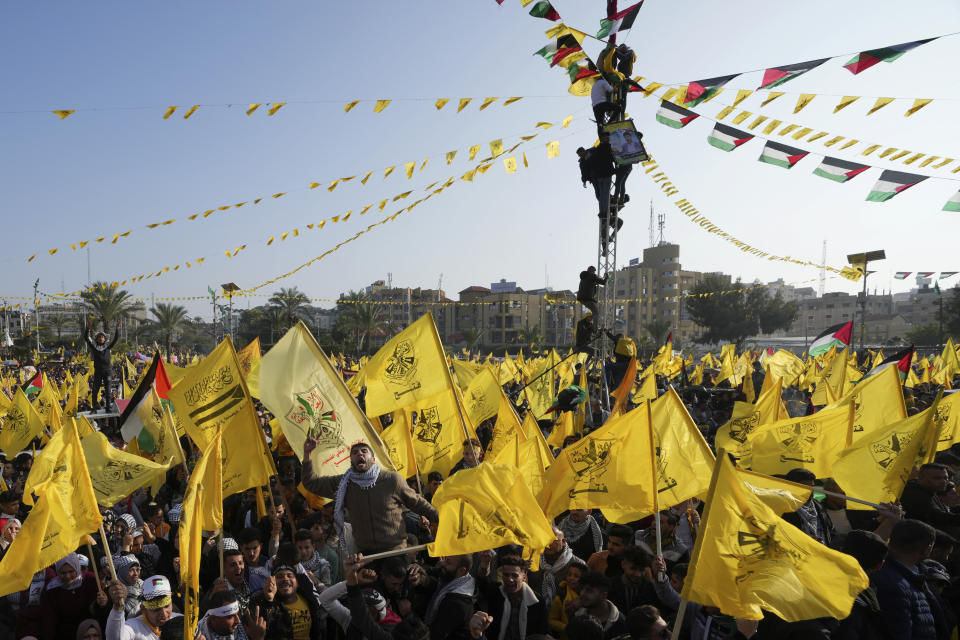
[33,279,40,355]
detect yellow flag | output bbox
[237,337,261,379]
[0,388,45,457]
[348,313,461,417]
[81,432,169,506]
[748,403,852,477]
[0,418,102,597]
[489,139,504,157]
[167,337,251,450]
[738,468,813,515]
[258,322,393,477]
[462,367,502,427]
[538,403,657,520]
[221,402,278,498]
[835,401,938,508]
[451,359,483,388]
[827,364,906,443]
[487,393,526,461]
[715,376,785,461]
[605,389,715,521]
[524,352,559,421]
[380,411,418,479]
[373,99,391,113]
[428,463,555,565]
[934,391,960,451]
[681,455,868,621]
[812,347,846,405]
[410,386,471,477]
[180,430,223,640]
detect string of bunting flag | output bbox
[637,154,856,278]
[661,86,960,174]
[27,95,553,121]
[26,117,573,263]
[650,91,960,210]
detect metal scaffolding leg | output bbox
[597,181,621,412]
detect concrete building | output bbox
[615,243,731,347]
[346,281,456,347]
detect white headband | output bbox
[208,601,240,617]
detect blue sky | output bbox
[4,0,960,317]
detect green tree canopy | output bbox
[685,274,798,347]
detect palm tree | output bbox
[150,303,188,362]
[339,292,391,353]
[516,325,543,349]
[460,327,484,352]
[267,306,286,343]
[645,318,673,345]
[80,281,135,331]
[44,312,72,343]
[269,287,310,329]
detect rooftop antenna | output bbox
[657,212,666,246]
[387,272,393,289]
[648,199,654,248]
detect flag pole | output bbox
[647,401,663,559]
[670,600,687,640]
[218,530,224,579]
[86,538,104,595]
[99,523,119,582]
[360,544,428,562]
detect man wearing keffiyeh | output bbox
[300,439,438,555]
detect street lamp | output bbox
[846,250,886,352]
[221,283,240,339]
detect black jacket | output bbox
[577,270,606,303]
[575,318,597,349]
[901,479,960,530]
[477,577,548,640]
[84,326,119,373]
[250,574,324,640]
[578,144,615,182]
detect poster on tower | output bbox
[603,119,648,165]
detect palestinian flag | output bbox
[23,372,42,395]
[863,345,914,381]
[118,354,170,453]
[809,321,852,357]
[865,170,927,202]
[759,58,830,89]
[894,272,912,280]
[528,1,560,21]
[844,38,937,75]
[812,156,870,183]
[551,47,586,68]
[940,272,959,279]
[943,190,960,212]
[597,1,643,39]
[533,33,583,62]
[684,74,738,107]
[918,272,936,279]
[707,123,754,152]
[655,100,700,129]
[758,140,809,169]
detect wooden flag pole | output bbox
[98,523,119,582]
[218,530,224,579]
[670,600,688,640]
[86,539,104,595]
[359,544,428,563]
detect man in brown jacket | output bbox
[301,438,438,554]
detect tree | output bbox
[43,313,72,343]
[460,327,484,352]
[269,287,309,329]
[906,323,940,348]
[338,292,391,353]
[150,303,189,362]
[944,286,960,338]
[516,325,543,349]
[644,318,672,345]
[80,281,135,330]
[685,275,798,347]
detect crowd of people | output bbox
[1,318,959,640]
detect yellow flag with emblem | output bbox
[737,468,814,514]
[462,366,501,427]
[747,403,853,477]
[0,388,45,457]
[764,350,805,387]
[380,410,418,478]
[237,337,262,397]
[428,462,556,567]
[715,376,786,461]
[833,400,939,509]
[221,401,278,498]
[451,360,484,388]
[538,402,657,520]
[0,417,102,597]
[180,429,223,640]
[524,351,561,420]
[410,385,473,477]
[167,337,250,450]
[347,312,454,416]
[934,391,960,450]
[604,388,715,521]
[681,455,868,621]
[81,431,169,506]
[487,392,526,461]
[811,346,846,405]
[827,364,906,443]
[33,375,62,427]
[631,372,657,405]
[258,322,393,477]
